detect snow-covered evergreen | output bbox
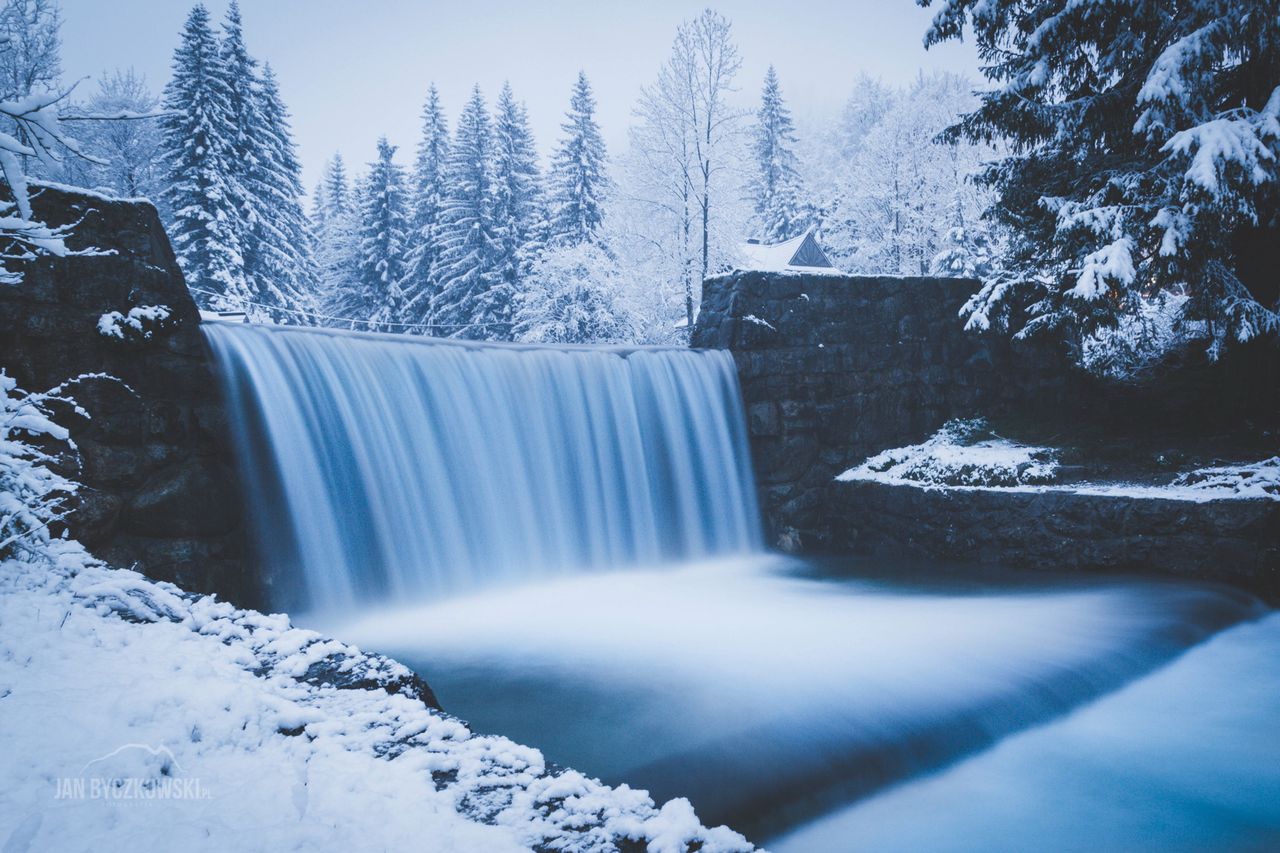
[355,137,409,330]
[215,3,312,321]
[159,2,315,321]
[159,3,245,309]
[247,63,316,320]
[400,84,449,328]
[748,66,810,242]
[922,0,1280,362]
[491,81,544,323]
[547,71,608,248]
[431,86,504,339]
[312,153,361,317]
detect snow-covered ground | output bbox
[0,547,754,853]
[838,420,1279,502]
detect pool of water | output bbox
[313,556,1274,848]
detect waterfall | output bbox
[203,322,762,611]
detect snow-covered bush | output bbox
[0,371,79,560]
[842,418,1059,487]
[1171,457,1280,500]
[513,243,635,344]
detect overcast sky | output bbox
[59,0,978,189]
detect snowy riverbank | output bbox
[0,547,754,853]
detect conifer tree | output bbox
[356,137,409,329]
[431,86,504,339]
[401,84,450,327]
[215,2,311,320]
[314,153,361,316]
[310,179,328,231]
[215,1,263,283]
[253,63,316,318]
[749,66,811,242]
[322,152,351,214]
[160,3,244,309]
[922,0,1280,360]
[490,81,544,319]
[547,71,608,247]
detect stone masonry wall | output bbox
[827,481,1280,602]
[692,270,1278,599]
[1,185,249,603]
[690,270,1068,550]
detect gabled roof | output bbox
[737,228,837,273]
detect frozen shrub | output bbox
[0,372,80,559]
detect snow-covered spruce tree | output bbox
[513,243,634,344]
[215,3,311,322]
[313,153,362,317]
[547,71,608,247]
[491,82,544,325]
[250,62,317,320]
[748,65,811,242]
[400,84,449,329]
[431,86,504,340]
[355,137,409,330]
[160,3,245,310]
[921,0,1280,362]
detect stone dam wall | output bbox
[689,270,1068,549]
[692,270,1278,600]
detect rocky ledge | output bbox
[0,183,248,603]
[825,479,1280,602]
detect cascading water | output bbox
[203,321,761,611]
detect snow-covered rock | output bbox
[841,419,1059,488]
[838,421,1279,504]
[1172,457,1280,500]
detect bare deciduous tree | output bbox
[0,0,61,101]
[630,8,745,327]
